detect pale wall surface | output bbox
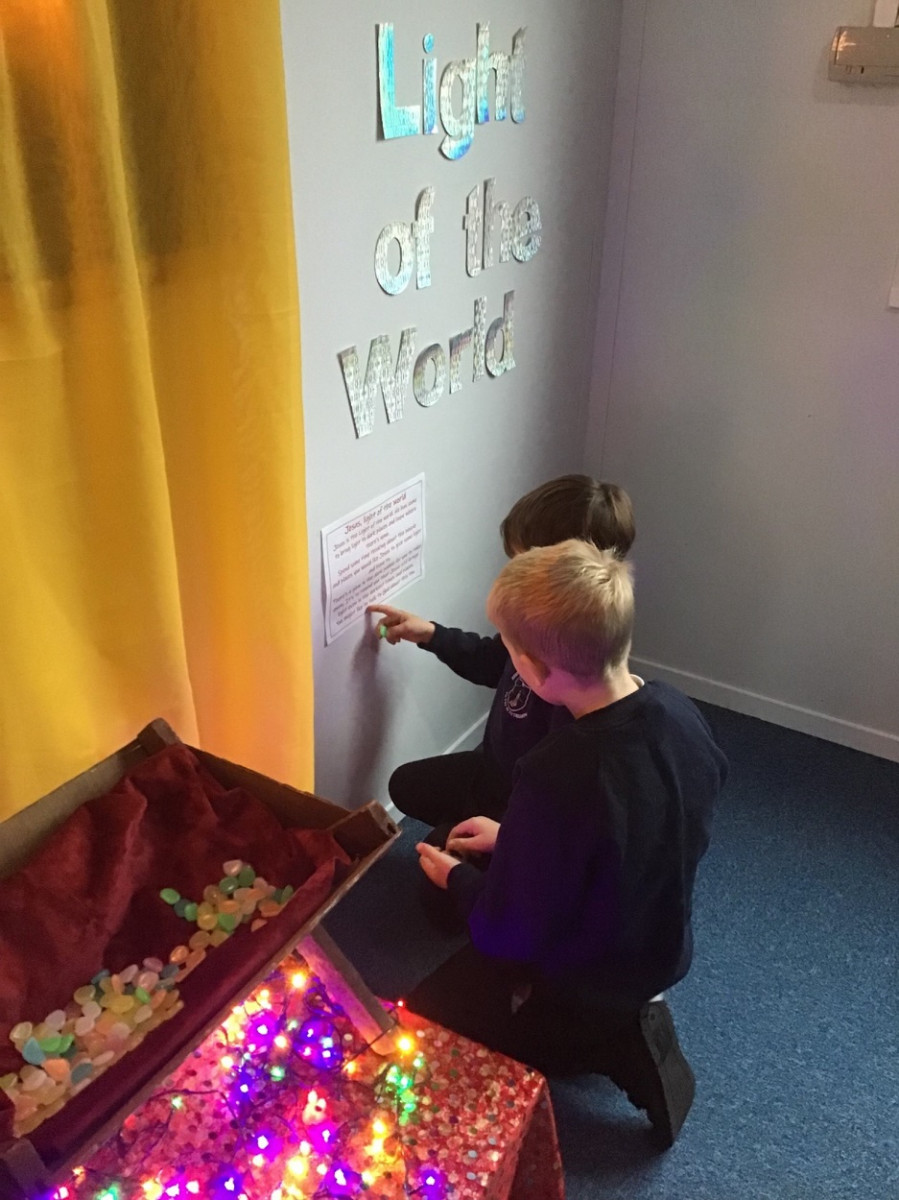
[589,0,899,759]
[282,0,622,805]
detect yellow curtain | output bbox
[0,1,313,818]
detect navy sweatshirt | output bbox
[420,623,572,792]
[447,680,729,1005]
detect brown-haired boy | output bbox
[369,476,635,829]
[409,540,728,1146]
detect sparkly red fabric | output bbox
[55,980,565,1200]
[395,1010,566,1200]
[0,744,352,1159]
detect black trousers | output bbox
[388,747,509,826]
[404,942,645,1078]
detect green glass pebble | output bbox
[160,888,181,905]
[39,1036,63,1055]
[236,865,256,888]
[135,987,151,1005]
[173,898,189,918]
[219,877,238,895]
[183,902,198,922]
[217,912,238,932]
[281,884,294,902]
[22,1038,45,1065]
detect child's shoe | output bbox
[609,999,695,1148]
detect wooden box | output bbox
[0,719,398,1198]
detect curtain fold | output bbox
[0,0,313,818]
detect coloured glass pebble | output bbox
[22,1038,45,1065]
[159,888,180,905]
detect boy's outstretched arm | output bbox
[368,604,509,688]
[367,602,435,644]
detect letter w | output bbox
[338,330,416,438]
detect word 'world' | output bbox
[339,292,515,438]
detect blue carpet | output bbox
[323,704,899,1199]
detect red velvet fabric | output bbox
[0,745,353,1164]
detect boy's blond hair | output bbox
[487,539,634,680]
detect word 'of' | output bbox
[339,292,515,438]
[375,182,541,296]
[378,23,525,160]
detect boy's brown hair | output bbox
[487,539,635,680]
[500,475,635,559]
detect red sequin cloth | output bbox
[59,960,565,1200]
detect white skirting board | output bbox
[381,713,489,825]
[632,657,899,765]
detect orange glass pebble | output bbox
[189,930,211,950]
[169,945,190,964]
[42,1059,70,1083]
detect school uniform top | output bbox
[447,680,729,1006]
[420,623,572,790]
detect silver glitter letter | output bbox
[449,328,472,394]
[477,24,510,124]
[439,59,476,159]
[512,197,541,263]
[464,185,483,278]
[413,344,447,407]
[511,28,526,124]
[413,188,435,290]
[338,329,416,438]
[483,178,513,270]
[375,221,415,295]
[378,24,420,140]
[472,297,487,382]
[485,291,515,378]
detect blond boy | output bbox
[409,540,728,1146]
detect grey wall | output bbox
[587,0,899,761]
[281,0,623,806]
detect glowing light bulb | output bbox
[344,1060,357,1074]
[291,971,306,989]
[397,1035,414,1054]
[287,1157,308,1180]
[171,1095,183,1109]
[220,1055,235,1070]
[186,1184,200,1195]
[275,1035,289,1049]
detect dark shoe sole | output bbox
[611,1000,696,1148]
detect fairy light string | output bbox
[39,956,447,1200]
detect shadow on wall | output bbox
[608,391,787,690]
[326,629,393,809]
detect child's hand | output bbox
[446,817,500,855]
[367,603,435,645]
[416,842,460,889]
